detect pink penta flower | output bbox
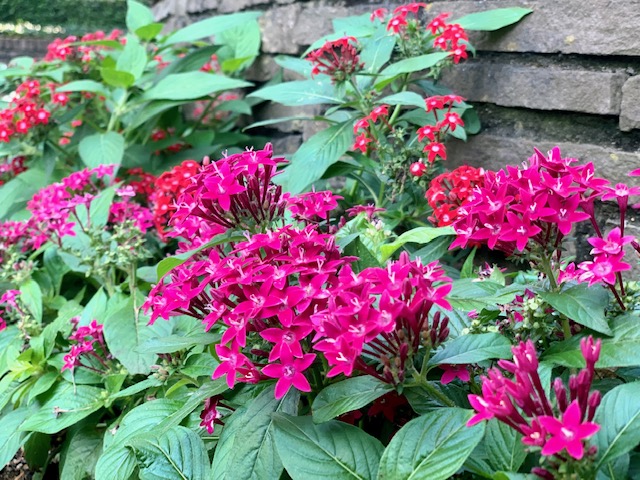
[588,227,634,256]
[261,353,316,399]
[352,134,373,153]
[538,400,600,460]
[440,364,470,384]
[212,345,252,388]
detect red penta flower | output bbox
[409,161,427,177]
[352,133,373,153]
[306,37,364,83]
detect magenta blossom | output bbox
[261,353,316,399]
[538,401,600,460]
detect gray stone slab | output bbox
[620,75,640,131]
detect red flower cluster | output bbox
[62,318,110,374]
[306,37,364,83]
[385,3,429,33]
[0,156,27,186]
[44,29,124,63]
[468,338,602,463]
[0,79,53,143]
[147,160,200,239]
[352,105,389,153]
[450,147,608,255]
[150,127,189,154]
[428,13,469,63]
[425,165,484,226]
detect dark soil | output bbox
[0,450,33,480]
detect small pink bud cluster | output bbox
[0,289,22,331]
[62,319,110,374]
[468,337,602,463]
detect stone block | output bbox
[260,2,352,54]
[447,133,640,187]
[427,0,640,56]
[255,103,323,133]
[620,76,640,131]
[440,61,627,115]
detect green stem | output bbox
[388,73,411,126]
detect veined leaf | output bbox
[455,8,532,31]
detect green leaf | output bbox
[447,279,524,311]
[100,68,136,88]
[485,419,526,472]
[0,406,34,469]
[376,52,451,88]
[135,23,164,41]
[89,186,117,228]
[143,72,251,101]
[274,55,313,77]
[156,230,246,279]
[377,408,484,480]
[78,132,125,170]
[460,248,477,279]
[19,279,43,323]
[344,237,382,272]
[249,80,344,106]
[217,20,261,73]
[359,26,396,75]
[542,312,640,369]
[219,386,299,480]
[140,332,218,354]
[0,168,51,220]
[126,0,155,32]
[377,91,425,109]
[431,333,513,365]
[57,80,108,95]
[312,376,394,423]
[538,284,611,335]
[128,425,210,480]
[20,383,104,434]
[273,414,383,480]
[60,427,103,480]
[116,35,148,80]
[103,296,172,375]
[165,11,262,45]
[455,8,532,31]
[277,121,353,194]
[380,226,455,261]
[594,382,640,469]
[405,383,470,414]
[96,399,183,480]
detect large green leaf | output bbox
[377,91,426,109]
[542,312,640,368]
[447,279,524,311]
[126,0,155,32]
[165,11,262,45]
[455,8,532,31]
[405,383,470,414]
[538,284,611,335]
[376,52,450,88]
[312,376,393,423]
[0,168,51,220]
[377,408,484,480]
[143,72,251,101]
[358,24,396,75]
[116,35,148,80]
[484,419,527,473]
[19,279,43,323]
[249,80,344,106]
[431,333,513,365]
[221,386,299,480]
[100,68,136,88]
[273,414,383,480]
[60,427,103,480]
[0,406,34,469]
[594,382,640,469]
[380,226,455,261]
[277,121,353,194]
[78,132,125,170]
[96,399,183,480]
[57,80,108,95]
[20,383,105,434]
[103,296,172,375]
[128,425,210,480]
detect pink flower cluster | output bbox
[468,337,602,462]
[62,319,110,373]
[144,145,453,399]
[450,147,607,255]
[0,156,27,186]
[0,289,21,331]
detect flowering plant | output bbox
[250,4,531,228]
